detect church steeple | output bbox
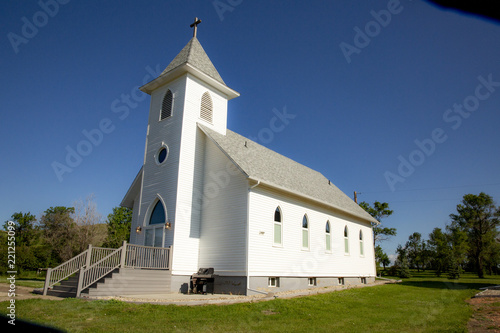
[140,29,238,100]
[160,37,226,85]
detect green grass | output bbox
[1,271,46,288]
[2,271,499,332]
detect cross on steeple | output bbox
[190,17,202,38]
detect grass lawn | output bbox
[2,271,499,332]
[1,271,46,288]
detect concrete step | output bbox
[84,287,171,296]
[106,275,170,282]
[59,279,78,287]
[80,268,171,297]
[92,279,170,288]
[47,288,77,298]
[83,285,171,296]
[116,268,170,277]
[45,268,171,298]
[52,284,77,293]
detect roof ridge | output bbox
[185,37,196,60]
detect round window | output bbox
[157,147,167,164]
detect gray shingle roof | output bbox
[161,37,225,85]
[199,124,378,224]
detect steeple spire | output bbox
[190,17,202,38]
[159,37,225,85]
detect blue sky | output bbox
[1,0,499,259]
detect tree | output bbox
[1,212,52,272]
[445,223,469,278]
[359,201,396,271]
[427,227,450,276]
[449,192,500,278]
[72,195,106,252]
[395,244,411,278]
[3,212,39,247]
[419,242,433,271]
[375,245,391,270]
[39,206,77,262]
[405,232,424,272]
[484,235,500,275]
[359,201,396,245]
[103,207,132,248]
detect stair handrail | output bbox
[42,245,118,296]
[43,248,89,295]
[76,241,127,297]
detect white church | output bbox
[121,24,378,295]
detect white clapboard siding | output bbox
[170,75,230,275]
[248,186,376,278]
[129,193,141,245]
[135,76,186,253]
[197,136,248,275]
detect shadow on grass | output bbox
[1,314,65,332]
[398,280,497,291]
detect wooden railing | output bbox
[125,243,171,269]
[43,241,172,297]
[76,246,124,297]
[89,247,117,266]
[43,249,89,295]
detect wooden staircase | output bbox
[43,242,173,298]
[46,268,171,298]
[46,275,80,298]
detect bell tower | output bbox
[129,22,239,277]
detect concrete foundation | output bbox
[247,276,374,295]
[171,274,375,296]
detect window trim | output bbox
[155,145,169,165]
[308,277,317,286]
[325,221,331,253]
[301,214,309,250]
[143,197,167,248]
[359,230,364,257]
[273,206,283,246]
[200,91,213,123]
[149,200,166,225]
[160,89,173,121]
[268,277,280,287]
[344,225,350,255]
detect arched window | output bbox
[302,215,309,249]
[344,225,349,254]
[161,90,173,120]
[200,92,213,123]
[325,221,331,252]
[149,200,166,225]
[359,230,364,256]
[273,207,282,245]
[145,199,166,248]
